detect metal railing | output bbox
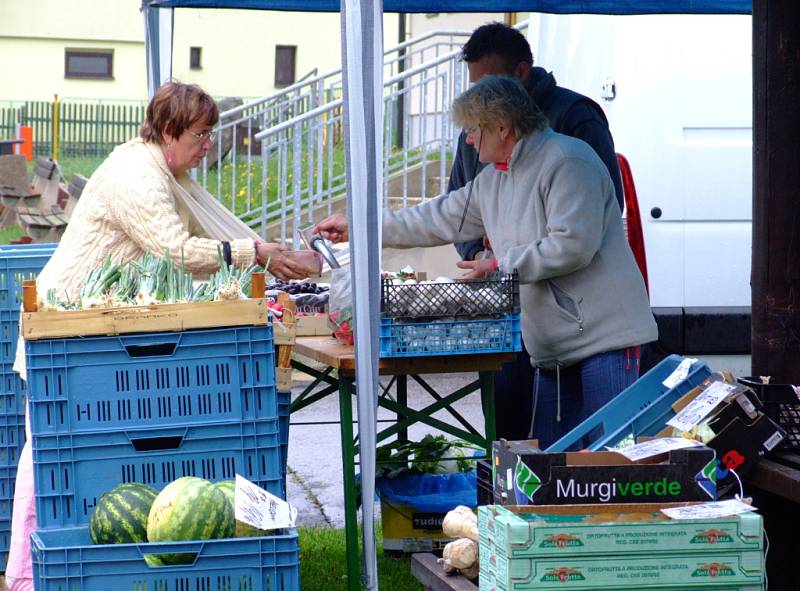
[196,29,481,246]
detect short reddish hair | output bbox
[140,81,219,143]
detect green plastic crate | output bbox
[482,549,763,590]
[478,505,763,559]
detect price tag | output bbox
[667,382,736,432]
[662,358,698,389]
[661,499,757,520]
[235,474,297,531]
[618,437,703,461]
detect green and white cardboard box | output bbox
[481,549,763,590]
[478,504,763,559]
[492,441,717,506]
[478,564,764,591]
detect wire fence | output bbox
[0,99,147,158]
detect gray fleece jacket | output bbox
[383,127,657,368]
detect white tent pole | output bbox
[143,3,174,98]
[340,0,382,589]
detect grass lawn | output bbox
[0,225,26,245]
[299,526,423,591]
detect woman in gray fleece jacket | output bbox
[315,76,657,449]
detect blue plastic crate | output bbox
[0,466,16,519]
[0,517,9,572]
[278,390,290,487]
[379,313,521,358]
[0,311,22,366]
[0,362,26,414]
[32,527,300,591]
[0,253,53,311]
[0,419,25,470]
[32,419,285,529]
[546,355,713,452]
[26,325,278,435]
[0,243,57,252]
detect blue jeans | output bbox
[529,347,641,451]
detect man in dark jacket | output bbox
[450,22,626,442]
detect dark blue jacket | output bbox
[451,67,624,261]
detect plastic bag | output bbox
[328,267,354,345]
[375,471,477,513]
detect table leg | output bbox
[396,374,408,443]
[339,376,361,591]
[480,371,497,457]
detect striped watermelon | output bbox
[214,480,272,537]
[147,476,234,543]
[89,482,158,545]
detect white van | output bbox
[526,13,753,357]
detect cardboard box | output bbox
[477,504,763,560]
[658,384,786,493]
[481,548,763,590]
[380,499,452,554]
[295,314,332,336]
[492,441,716,506]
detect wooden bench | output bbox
[410,553,478,591]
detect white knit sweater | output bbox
[36,138,255,303]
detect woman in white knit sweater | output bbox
[5,82,306,591]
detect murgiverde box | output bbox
[478,504,763,559]
[493,441,716,505]
[483,549,763,590]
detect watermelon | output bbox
[214,480,272,537]
[89,482,158,545]
[147,476,234,542]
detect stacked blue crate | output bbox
[0,243,56,570]
[379,273,522,358]
[25,315,299,588]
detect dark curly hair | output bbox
[140,81,218,144]
[460,22,533,73]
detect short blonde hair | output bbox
[452,75,546,138]
[140,81,218,144]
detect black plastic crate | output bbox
[381,272,519,319]
[739,377,800,450]
[477,458,493,506]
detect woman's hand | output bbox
[312,213,349,243]
[256,242,308,280]
[456,258,496,281]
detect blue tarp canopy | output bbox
[143,0,750,13]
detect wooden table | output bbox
[745,452,800,591]
[411,553,478,591]
[291,336,514,591]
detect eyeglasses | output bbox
[186,129,218,143]
[463,125,480,137]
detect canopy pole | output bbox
[340,0,383,589]
[143,2,175,98]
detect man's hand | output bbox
[456,258,495,280]
[312,213,349,243]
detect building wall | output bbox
[0,0,394,102]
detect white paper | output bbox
[618,437,703,461]
[667,382,736,432]
[662,358,698,389]
[235,474,297,530]
[661,499,757,520]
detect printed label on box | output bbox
[667,382,737,432]
[618,438,704,461]
[662,358,698,388]
[661,499,757,520]
[235,474,297,530]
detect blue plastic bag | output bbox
[376,471,477,513]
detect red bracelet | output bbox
[492,258,499,271]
